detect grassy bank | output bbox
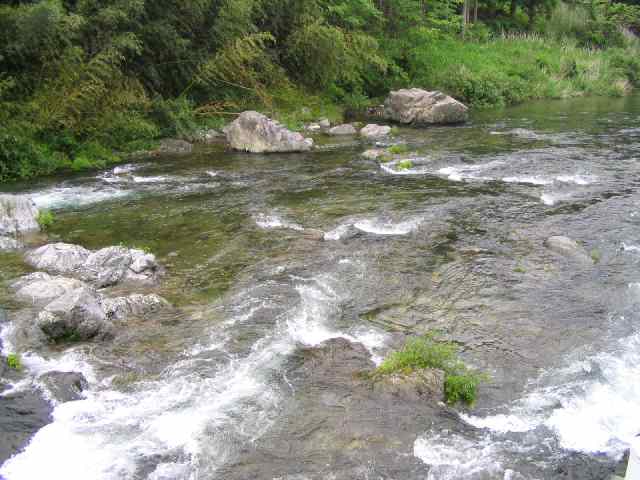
[1,0,639,183]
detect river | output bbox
[1,94,640,479]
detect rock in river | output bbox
[25,243,160,287]
[102,293,171,321]
[384,88,469,125]
[225,111,313,153]
[328,124,357,135]
[0,194,40,250]
[360,124,391,139]
[544,236,593,264]
[11,272,87,307]
[37,286,111,341]
[38,371,88,403]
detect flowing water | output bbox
[1,95,640,479]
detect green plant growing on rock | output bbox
[388,144,409,155]
[397,160,414,171]
[6,353,21,370]
[376,334,486,406]
[37,210,55,230]
[590,248,601,263]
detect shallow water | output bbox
[1,94,640,479]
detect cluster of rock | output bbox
[219,89,468,154]
[0,194,40,250]
[12,243,168,342]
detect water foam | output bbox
[1,271,386,479]
[461,329,640,458]
[353,217,422,235]
[30,186,131,209]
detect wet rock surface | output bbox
[38,371,88,403]
[219,338,439,479]
[0,388,52,465]
[544,235,593,264]
[225,111,313,153]
[384,88,469,125]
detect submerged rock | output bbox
[102,294,171,321]
[384,88,469,125]
[225,111,313,153]
[38,371,88,403]
[158,138,193,155]
[544,236,593,264]
[360,124,391,139]
[361,148,386,160]
[37,286,111,341]
[328,124,357,135]
[0,194,40,250]
[26,243,160,286]
[11,272,87,307]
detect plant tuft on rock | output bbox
[7,353,21,370]
[376,333,486,406]
[37,210,55,230]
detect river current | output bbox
[1,95,640,479]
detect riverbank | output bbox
[2,19,639,184]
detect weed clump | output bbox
[376,334,486,406]
[37,210,55,230]
[388,144,409,155]
[6,353,21,370]
[397,159,414,171]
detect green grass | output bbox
[388,144,409,155]
[397,159,414,170]
[37,210,55,230]
[406,31,640,108]
[6,353,21,370]
[376,334,486,406]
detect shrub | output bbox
[37,210,55,230]
[397,159,414,170]
[388,144,409,154]
[376,334,486,406]
[6,353,21,370]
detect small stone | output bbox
[328,124,357,136]
[360,124,392,139]
[319,118,331,128]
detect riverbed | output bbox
[1,94,640,479]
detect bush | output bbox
[37,210,55,230]
[6,353,21,370]
[376,334,486,406]
[0,132,68,182]
[149,97,198,138]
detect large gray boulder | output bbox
[25,243,159,286]
[0,195,40,250]
[38,371,88,403]
[544,236,593,264]
[225,111,313,153]
[25,243,90,275]
[384,89,469,125]
[102,293,170,321]
[37,286,111,341]
[11,272,87,307]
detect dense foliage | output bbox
[1,0,639,181]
